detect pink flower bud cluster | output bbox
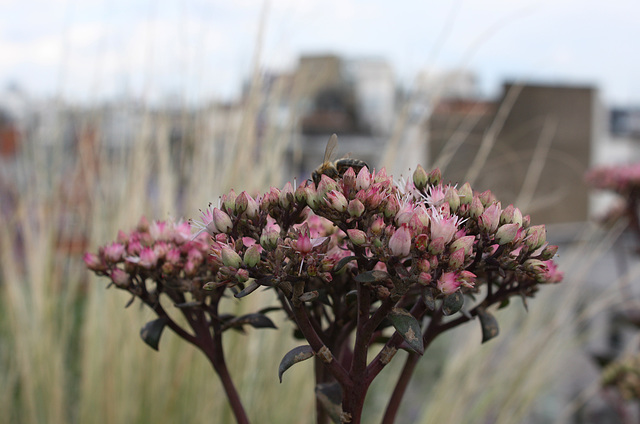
[585,163,640,194]
[84,216,216,293]
[87,166,562,309]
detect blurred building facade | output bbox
[428,82,600,225]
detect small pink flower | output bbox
[166,248,181,265]
[437,272,460,294]
[294,225,313,255]
[541,260,564,284]
[388,225,412,257]
[429,208,462,244]
[424,185,446,207]
[138,247,158,269]
[104,242,125,262]
[192,205,217,237]
[149,221,171,240]
[83,253,104,271]
[110,268,130,288]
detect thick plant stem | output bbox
[380,353,420,424]
[197,294,250,424]
[207,343,250,424]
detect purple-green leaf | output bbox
[478,308,499,343]
[354,270,390,284]
[333,255,358,273]
[140,316,169,351]
[315,382,343,423]
[278,345,315,383]
[223,313,277,331]
[388,308,424,355]
[234,280,260,298]
[442,291,464,316]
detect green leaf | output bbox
[298,291,319,302]
[315,382,344,423]
[388,308,424,355]
[442,292,464,316]
[333,255,358,273]
[223,313,277,331]
[140,317,169,351]
[423,288,436,311]
[354,270,390,284]
[278,345,315,383]
[258,306,282,315]
[498,298,510,309]
[477,308,499,343]
[234,280,260,298]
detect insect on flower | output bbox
[311,133,369,186]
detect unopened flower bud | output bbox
[139,247,158,269]
[317,174,339,197]
[348,199,365,217]
[524,258,547,274]
[478,190,495,207]
[222,190,238,213]
[522,215,531,227]
[371,217,385,235]
[356,167,371,190]
[161,262,174,274]
[389,225,412,257]
[326,190,348,213]
[236,269,250,283]
[213,208,233,234]
[110,268,130,288]
[413,165,429,190]
[279,182,294,209]
[235,191,249,214]
[478,203,502,233]
[260,226,279,251]
[295,182,307,203]
[221,246,242,268]
[539,244,559,260]
[243,245,262,267]
[83,253,105,271]
[418,272,432,286]
[428,168,442,186]
[365,185,384,209]
[445,187,460,212]
[449,248,465,269]
[428,237,445,255]
[495,223,521,245]
[384,195,400,218]
[342,167,357,189]
[449,235,475,256]
[305,184,320,209]
[347,229,367,246]
[416,258,431,273]
[458,182,473,205]
[137,216,150,232]
[104,242,125,263]
[525,225,546,250]
[470,195,484,218]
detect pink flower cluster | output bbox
[84,217,216,294]
[86,164,562,306]
[585,163,640,194]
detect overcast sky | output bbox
[1,0,638,106]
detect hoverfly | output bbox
[311,133,369,186]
